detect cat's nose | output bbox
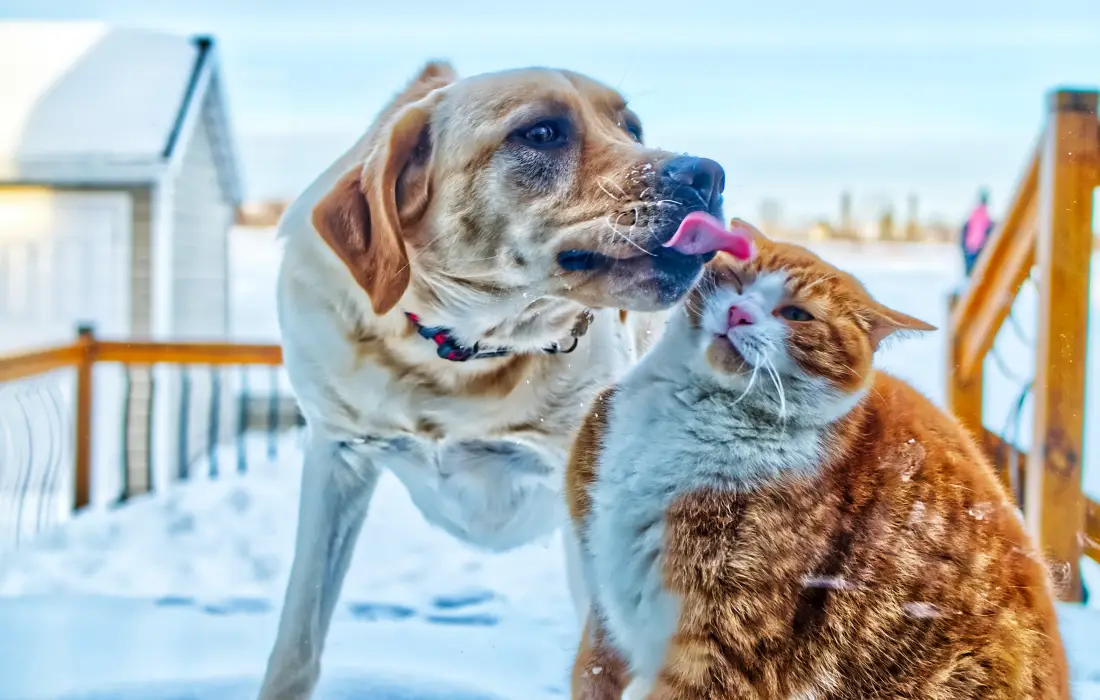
[728,305,754,328]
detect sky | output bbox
[2,0,1099,224]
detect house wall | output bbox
[0,186,133,347]
[162,94,236,479]
[117,105,237,497]
[128,187,153,335]
[170,94,232,338]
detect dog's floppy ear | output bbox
[312,62,455,316]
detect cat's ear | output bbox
[868,305,937,351]
[730,217,768,245]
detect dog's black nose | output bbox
[662,156,725,211]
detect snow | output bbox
[1,231,1099,698]
[0,436,568,609]
[0,438,575,700]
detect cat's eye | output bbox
[778,305,814,322]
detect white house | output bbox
[0,21,242,349]
[0,22,243,502]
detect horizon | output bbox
[2,0,1098,223]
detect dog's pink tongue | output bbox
[663,211,754,260]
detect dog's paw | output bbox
[343,433,424,455]
[446,439,524,459]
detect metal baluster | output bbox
[267,367,279,461]
[144,369,156,494]
[178,370,191,481]
[33,385,60,535]
[12,390,34,546]
[208,368,221,478]
[119,365,132,502]
[237,369,248,474]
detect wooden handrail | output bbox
[0,343,83,383]
[0,338,284,385]
[949,145,1040,382]
[96,340,283,366]
[0,330,285,512]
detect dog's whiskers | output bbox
[450,254,504,266]
[683,293,704,317]
[604,213,654,257]
[597,177,627,202]
[448,268,510,280]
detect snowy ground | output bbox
[0,440,578,700]
[1,231,1099,698]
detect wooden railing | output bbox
[946,88,1100,601]
[0,326,286,514]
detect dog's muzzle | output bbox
[557,155,726,273]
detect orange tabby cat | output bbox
[566,229,1069,700]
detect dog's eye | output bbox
[515,120,569,150]
[778,306,814,322]
[622,118,643,143]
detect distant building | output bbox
[838,190,854,239]
[236,200,290,227]
[905,193,920,241]
[807,220,834,242]
[0,22,241,345]
[759,198,783,236]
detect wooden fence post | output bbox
[1025,89,1099,602]
[74,325,96,510]
[946,291,984,437]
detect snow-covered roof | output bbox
[0,22,241,202]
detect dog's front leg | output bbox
[258,435,379,700]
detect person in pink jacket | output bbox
[961,188,994,276]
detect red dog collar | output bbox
[405,310,592,362]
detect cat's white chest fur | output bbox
[584,314,829,683]
[586,372,692,682]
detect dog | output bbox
[258,61,726,699]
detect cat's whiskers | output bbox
[730,352,762,405]
[762,356,788,420]
[838,361,886,403]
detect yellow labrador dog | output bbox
[259,62,728,699]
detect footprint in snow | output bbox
[347,602,418,622]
